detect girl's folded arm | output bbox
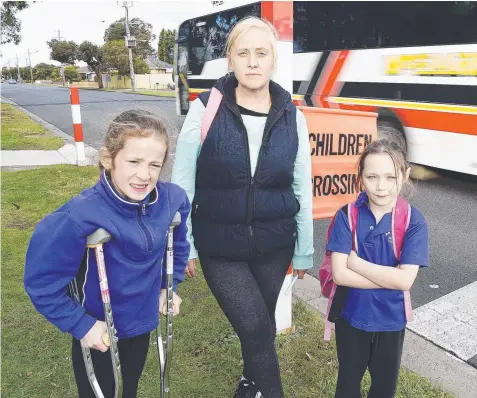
[348,255,419,290]
[331,252,384,289]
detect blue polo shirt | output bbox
[326,193,429,332]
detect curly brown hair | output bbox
[355,136,413,195]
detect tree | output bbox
[78,41,106,88]
[50,68,61,81]
[33,63,56,80]
[47,39,78,65]
[103,40,130,76]
[158,28,175,64]
[1,1,30,45]
[20,66,31,82]
[104,17,155,59]
[2,67,17,80]
[64,65,80,82]
[47,39,78,85]
[133,58,150,74]
[7,67,18,80]
[104,40,150,77]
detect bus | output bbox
[174,1,477,175]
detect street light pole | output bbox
[119,1,136,92]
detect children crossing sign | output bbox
[298,107,378,219]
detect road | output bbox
[3,83,477,363]
[0,83,183,148]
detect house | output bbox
[144,57,173,74]
[77,65,96,81]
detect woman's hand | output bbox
[159,289,182,316]
[185,258,197,278]
[293,269,307,279]
[81,320,109,352]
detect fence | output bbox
[102,73,173,90]
[70,82,100,88]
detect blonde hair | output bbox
[225,16,279,69]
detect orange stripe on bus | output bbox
[312,52,339,108]
[322,50,349,109]
[189,92,200,102]
[338,103,477,136]
[261,1,293,42]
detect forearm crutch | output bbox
[69,228,123,398]
[157,212,181,397]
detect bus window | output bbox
[178,20,190,43]
[177,45,189,114]
[294,1,477,53]
[187,3,260,75]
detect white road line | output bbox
[408,281,477,361]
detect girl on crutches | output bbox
[24,109,191,398]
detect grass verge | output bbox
[1,103,63,150]
[1,165,453,397]
[134,90,175,97]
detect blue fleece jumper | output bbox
[24,172,190,340]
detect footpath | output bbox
[2,95,477,398]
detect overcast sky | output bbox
[1,0,254,68]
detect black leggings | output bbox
[334,318,405,398]
[72,332,150,398]
[199,245,295,398]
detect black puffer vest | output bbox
[192,74,300,260]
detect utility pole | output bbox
[15,54,21,82]
[54,29,66,86]
[55,29,65,41]
[118,1,136,92]
[27,49,34,83]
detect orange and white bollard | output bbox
[69,87,87,166]
[262,1,295,334]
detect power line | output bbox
[54,29,66,41]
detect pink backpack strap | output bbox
[348,202,359,253]
[392,197,411,258]
[392,197,413,322]
[325,210,339,246]
[200,87,223,144]
[323,204,357,341]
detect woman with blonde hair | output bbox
[172,16,313,398]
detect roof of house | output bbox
[145,57,173,70]
[77,65,93,74]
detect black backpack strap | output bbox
[339,204,349,218]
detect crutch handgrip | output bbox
[102,332,110,347]
[83,227,122,398]
[86,228,112,247]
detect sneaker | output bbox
[233,377,262,398]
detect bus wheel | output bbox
[377,120,407,152]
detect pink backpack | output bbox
[320,195,413,341]
[200,87,223,144]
